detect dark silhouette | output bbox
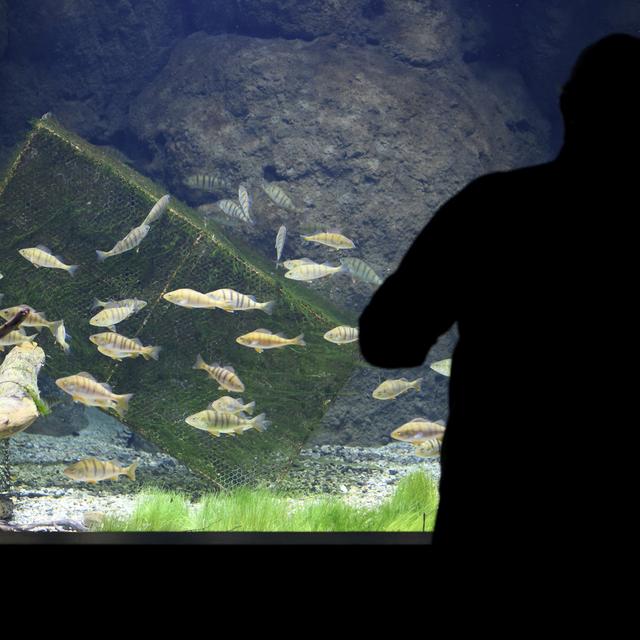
[359,34,639,545]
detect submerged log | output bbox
[0,341,46,439]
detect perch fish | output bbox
[262,183,296,212]
[372,378,422,400]
[323,326,359,344]
[275,225,287,264]
[185,410,270,436]
[206,289,275,315]
[193,354,245,393]
[89,305,138,331]
[55,372,133,418]
[340,258,383,285]
[163,289,229,310]
[18,246,78,275]
[301,232,355,250]
[238,185,252,223]
[413,439,443,458]
[96,224,150,262]
[185,174,231,193]
[142,194,170,226]
[92,298,147,312]
[284,262,345,281]
[208,396,255,415]
[236,329,306,353]
[391,418,446,444]
[64,458,139,483]
[90,332,161,361]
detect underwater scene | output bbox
[0,1,636,536]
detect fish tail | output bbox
[244,401,256,416]
[67,264,79,276]
[292,334,306,347]
[260,300,276,315]
[91,298,104,311]
[250,413,271,433]
[193,353,205,370]
[96,250,108,262]
[412,378,423,392]
[48,319,63,337]
[143,345,162,361]
[115,393,134,417]
[126,460,139,481]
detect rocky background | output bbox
[1,0,639,446]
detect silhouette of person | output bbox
[359,34,640,546]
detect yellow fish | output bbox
[18,245,78,275]
[208,396,255,415]
[55,372,133,418]
[193,354,245,392]
[281,258,315,271]
[89,332,161,361]
[323,326,359,344]
[372,378,422,400]
[0,329,38,351]
[163,289,227,309]
[92,298,147,313]
[391,418,446,444]
[430,359,452,377]
[89,305,138,331]
[413,439,443,458]
[64,458,139,483]
[185,410,270,436]
[284,262,344,281]
[0,305,64,337]
[96,224,150,262]
[236,329,306,353]
[206,289,275,315]
[238,185,253,223]
[142,194,170,226]
[185,174,231,193]
[275,225,287,264]
[262,183,296,212]
[301,232,355,250]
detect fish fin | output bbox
[409,418,426,423]
[115,393,133,418]
[293,334,306,347]
[131,337,143,346]
[435,419,446,426]
[260,301,276,315]
[91,298,104,310]
[100,382,113,392]
[225,365,236,373]
[143,346,161,361]
[250,413,271,433]
[67,265,79,276]
[126,461,139,481]
[244,401,256,416]
[35,244,52,254]
[254,348,263,354]
[108,325,117,332]
[96,250,108,262]
[255,328,272,334]
[412,378,423,391]
[193,354,206,370]
[217,386,225,391]
[77,372,96,380]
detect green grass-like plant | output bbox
[97,470,439,532]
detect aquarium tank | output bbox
[0,0,637,539]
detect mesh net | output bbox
[0,117,358,490]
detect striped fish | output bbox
[275,225,287,264]
[89,332,161,361]
[0,305,64,338]
[54,321,71,355]
[372,378,422,400]
[185,174,231,193]
[430,359,452,377]
[96,224,150,262]
[185,410,270,436]
[142,194,170,226]
[236,328,306,353]
[208,396,255,415]
[323,326,359,344]
[55,372,133,418]
[193,354,245,393]
[89,305,138,331]
[262,183,296,212]
[163,289,228,309]
[301,232,355,250]
[18,246,78,275]
[206,289,275,315]
[0,329,38,351]
[413,439,443,458]
[281,258,316,271]
[218,199,251,224]
[391,418,446,444]
[64,458,139,483]
[92,298,147,312]
[238,185,252,222]
[284,262,345,281]
[340,258,383,285]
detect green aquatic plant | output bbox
[97,470,439,533]
[24,386,51,417]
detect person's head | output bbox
[560,34,640,157]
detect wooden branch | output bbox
[0,341,46,439]
[0,519,89,532]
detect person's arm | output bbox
[358,184,472,369]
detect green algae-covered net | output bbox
[0,117,359,490]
